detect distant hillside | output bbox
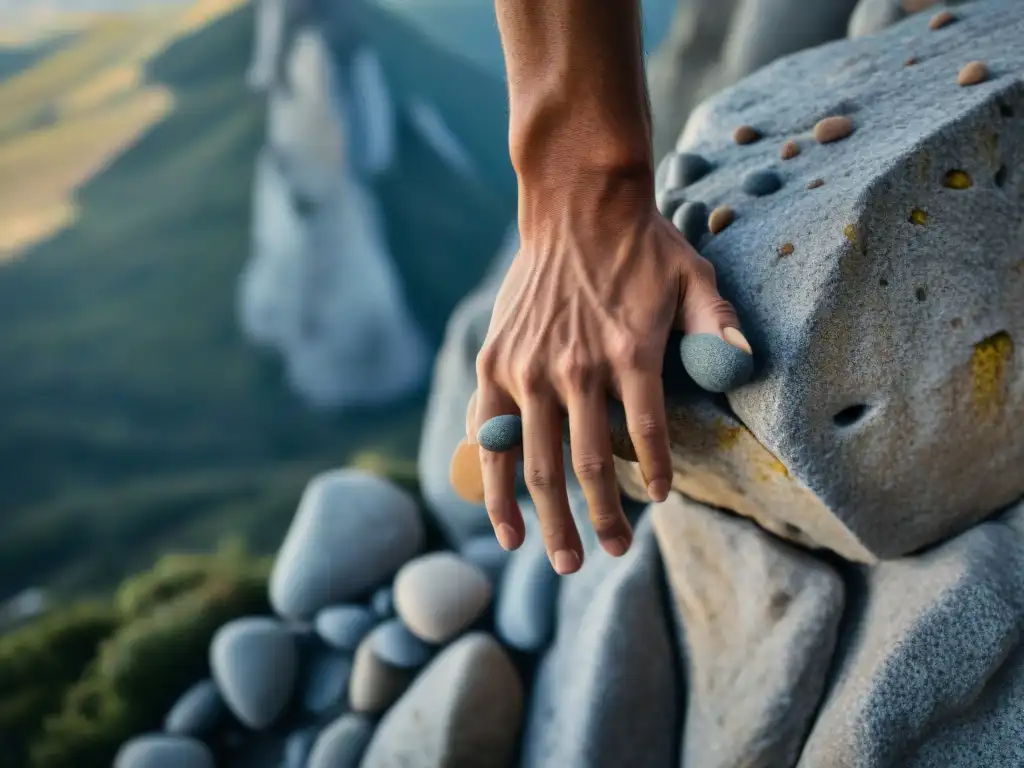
[0,1,425,599]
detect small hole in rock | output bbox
[879,277,889,287]
[951,317,963,329]
[915,287,927,301]
[995,165,1008,187]
[782,522,803,537]
[998,100,1014,118]
[833,403,870,428]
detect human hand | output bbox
[463,184,750,575]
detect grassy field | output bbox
[0,0,433,600]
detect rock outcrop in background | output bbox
[110,0,1024,766]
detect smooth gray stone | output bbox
[361,633,523,768]
[798,500,1024,767]
[656,186,688,218]
[653,495,844,768]
[164,678,226,738]
[477,413,522,452]
[742,168,783,196]
[114,734,214,768]
[270,469,425,619]
[308,714,375,768]
[672,200,709,245]
[302,652,353,714]
[370,618,433,670]
[393,552,493,644]
[459,534,511,587]
[348,633,415,715]
[371,586,394,619]
[210,616,299,730]
[315,604,376,652]
[520,513,678,768]
[495,514,560,653]
[283,727,318,768]
[666,151,714,188]
[680,333,754,393]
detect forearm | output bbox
[494,0,654,204]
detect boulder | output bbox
[209,617,299,730]
[652,494,845,768]
[625,0,1024,562]
[361,633,523,768]
[798,500,1024,767]
[270,469,424,619]
[520,512,679,768]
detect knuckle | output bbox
[590,510,623,538]
[475,343,500,380]
[523,459,555,491]
[515,360,547,396]
[556,352,597,390]
[609,334,645,372]
[573,453,611,482]
[629,412,665,442]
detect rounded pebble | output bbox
[372,586,394,619]
[656,186,688,219]
[302,652,352,714]
[679,333,755,393]
[928,9,955,29]
[778,242,795,257]
[780,140,800,160]
[393,552,493,644]
[460,535,511,587]
[210,616,298,730]
[114,734,214,768]
[732,124,761,144]
[957,61,989,86]
[348,635,412,714]
[164,679,226,737]
[942,169,973,190]
[672,201,709,246]
[283,728,319,768]
[308,714,375,768]
[708,205,735,235]
[269,469,425,619]
[813,115,854,144]
[905,56,918,67]
[477,414,523,452]
[742,169,783,197]
[315,604,376,652]
[450,437,485,503]
[665,152,712,188]
[370,618,434,670]
[495,531,560,653]
[807,178,825,189]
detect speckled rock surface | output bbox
[798,499,1024,767]
[635,0,1024,562]
[270,469,424,618]
[653,494,845,768]
[361,632,523,768]
[477,413,523,452]
[520,513,678,768]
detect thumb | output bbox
[675,257,754,393]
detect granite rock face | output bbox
[798,499,1024,767]
[630,0,1024,562]
[653,495,845,768]
[520,513,679,768]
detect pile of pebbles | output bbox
[113,469,561,768]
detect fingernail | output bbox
[496,523,518,551]
[604,536,631,557]
[552,549,581,575]
[647,478,670,502]
[723,326,752,355]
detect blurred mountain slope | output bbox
[0,0,425,599]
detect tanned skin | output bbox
[466,0,749,574]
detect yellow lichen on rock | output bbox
[971,331,1014,416]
